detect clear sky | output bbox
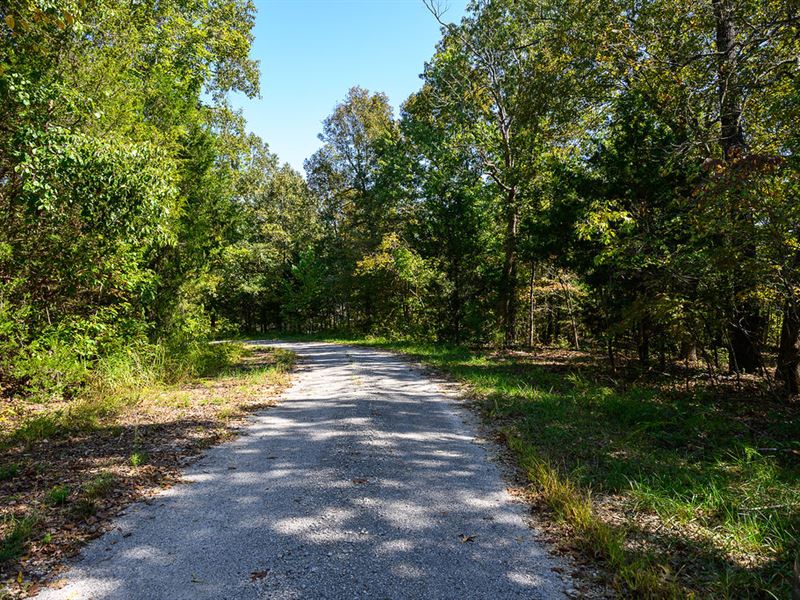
[228,0,468,173]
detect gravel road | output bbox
[39,341,570,599]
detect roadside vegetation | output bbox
[2,2,299,594]
[0,343,293,596]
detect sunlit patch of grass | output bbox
[1,343,293,449]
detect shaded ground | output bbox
[35,342,572,599]
[0,345,292,597]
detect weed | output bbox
[129,451,148,467]
[70,499,97,519]
[217,407,239,420]
[82,472,116,499]
[0,464,18,481]
[0,514,38,562]
[45,484,70,506]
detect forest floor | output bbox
[0,344,294,598]
[270,334,800,599]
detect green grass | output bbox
[1,341,247,448]
[82,472,116,500]
[45,485,70,506]
[129,451,148,467]
[0,464,18,482]
[0,514,38,562]
[271,332,799,598]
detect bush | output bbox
[12,336,88,403]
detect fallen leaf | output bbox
[351,478,368,484]
[250,570,269,581]
[458,533,476,543]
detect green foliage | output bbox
[0,0,268,403]
[82,473,115,500]
[129,451,148,468]
[250,0,800,393]
[0,464,19,482]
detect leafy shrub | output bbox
[12,336,88,402]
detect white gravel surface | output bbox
[38,341,571,599]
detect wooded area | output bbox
[2,0,798,399]
[227,0,798,397]
[1,0,799,596]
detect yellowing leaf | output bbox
[5,14,14,30]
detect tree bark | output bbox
[637,319,650,367]
[528,261,536,348]
[499,186,519,347]
[793,555,800,600]
[713,0,764,373]
[776,301,800,397]
[561,278,580,350]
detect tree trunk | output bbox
[776,301,800,397]
[608,337,617,374]
[499,187,519,347]
[637,320,650,367]
[528,261,536,348]
[543,300,554,345]
[554,307,562,342]
[713,0,764,373]
[793,555,800,600]
[559,274,580,350]
[680,339,698,363]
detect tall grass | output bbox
[3,340,244,447]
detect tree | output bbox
[304,87,398,329]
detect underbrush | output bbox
[278,333,799,598]
[1,339,244,447]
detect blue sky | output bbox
[228,0,468,173]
